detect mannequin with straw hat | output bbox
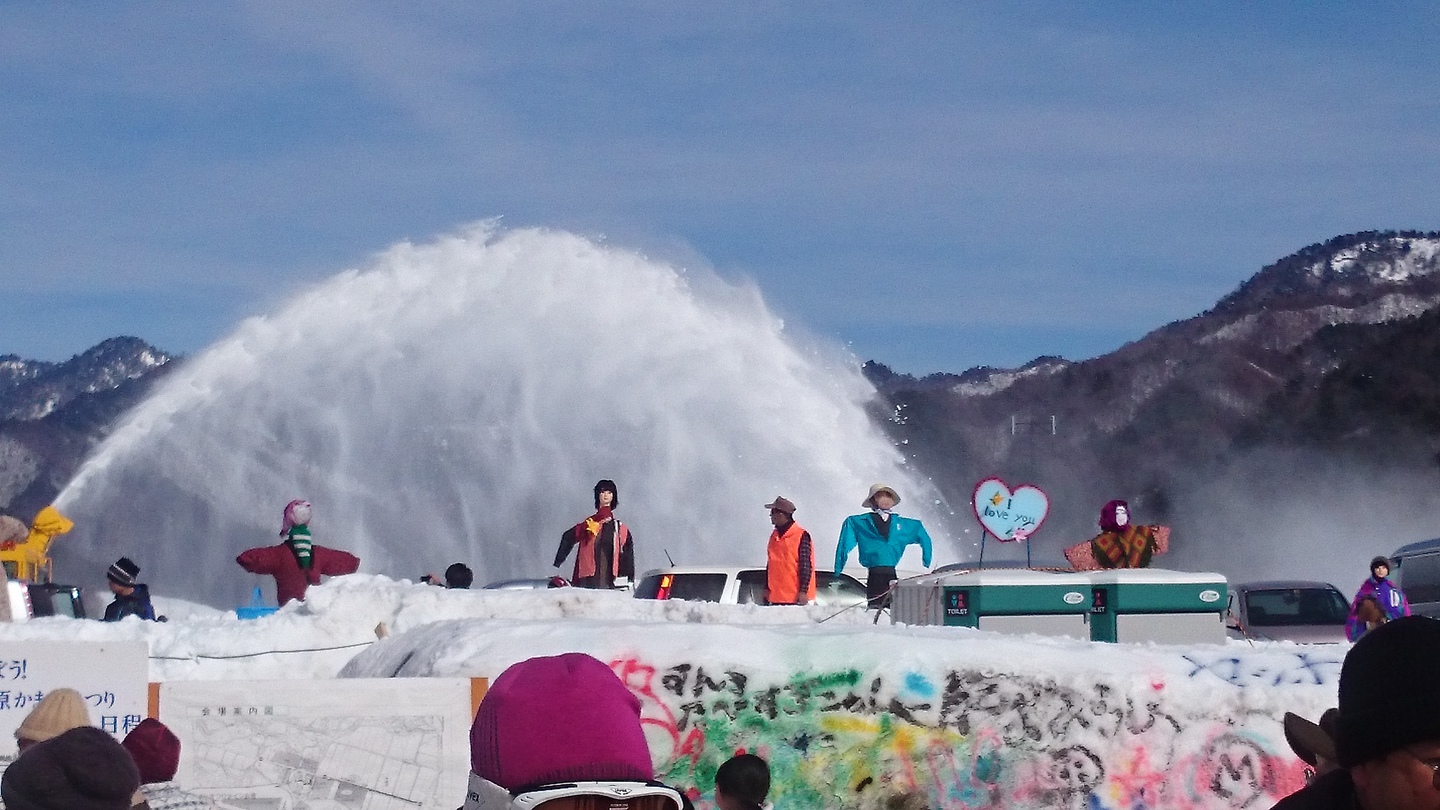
[834,484,933,610]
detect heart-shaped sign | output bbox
[973,477,1050,541]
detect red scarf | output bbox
[573,507,614,580]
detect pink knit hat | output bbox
[470,653,652,789]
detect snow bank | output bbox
[0,575,1344,809]
[342,613,1337,810]
[0,575,882,681]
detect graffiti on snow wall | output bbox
[609,655,1309,810]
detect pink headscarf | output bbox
[280,499,312,536]
[1098,500,1129,533]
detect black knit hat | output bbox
[2,726,141,810]
[106,557,140,587]
[593,480,618,509]
[1370,556,1390,573]
[1337,615,1440,767]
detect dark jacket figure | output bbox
[2,726,141,810]
[105,584,156,623]
[555,480,635,589]
[236,543,360,605]
[1272,617,1440,810]
[104,557,157,622]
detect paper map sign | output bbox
[0,641,148,751]
[160,678,472,810]
[973,477,1050,540]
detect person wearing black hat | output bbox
[103,557,156,622]
[1284,708,1340,784]
[763,497,814,606]
[1273,616,1440,810]
[554,480,635,589]
[1346,556,1410,641]
[444,562,474,589]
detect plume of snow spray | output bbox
[55,224,941,605]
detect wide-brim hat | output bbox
[1283,709,1337,767]
[862,484,900,509]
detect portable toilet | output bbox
[891,569,1094,639]
[1086,568,1227,644]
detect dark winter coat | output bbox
[236,542,360,605]
[1,726,141,810]
[1269,768,1354,810]
[103,584,156,622]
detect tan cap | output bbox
[764,497,796,516]
[862,484,900,509]
[15,688,92,744]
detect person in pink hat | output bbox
[464,652,683,810]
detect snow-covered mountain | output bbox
[0,337,173,518]
[868,230,1440,587]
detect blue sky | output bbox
[2,3,1437,373]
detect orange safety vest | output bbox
[767,522,816,604]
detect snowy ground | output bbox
[0,575,1341,810]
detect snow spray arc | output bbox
[610,655,1306,810]
[53,224,937,605]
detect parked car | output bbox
[482,578,557,591]
[633,566,868,608]
[1390,537,1440,618]
[1225,581,1349,643]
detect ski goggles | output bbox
[464,772,684,810]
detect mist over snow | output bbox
[1166,448,1440,591]
[53,224,943,607]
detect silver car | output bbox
[1225,580,1349,643]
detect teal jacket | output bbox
[834,512,933,574]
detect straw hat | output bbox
[862,484,900,509]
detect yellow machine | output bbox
[0,505,73,583]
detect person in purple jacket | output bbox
[1346,556,1410,642]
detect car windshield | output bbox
[1245,588,1348,626]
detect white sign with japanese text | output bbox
[160,678,472,810]
[0,641,149,748]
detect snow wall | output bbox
[0,577,1338,809]
[333,584,1337,810]
[52,224,951,607]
